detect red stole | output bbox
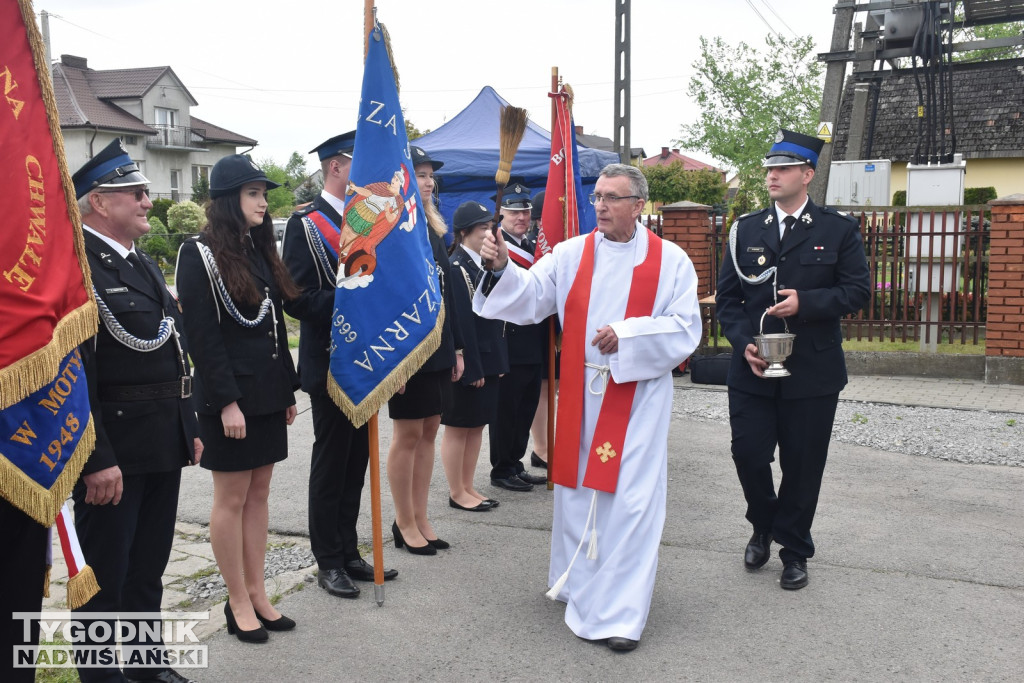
[553,228,663,493]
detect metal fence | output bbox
[660,204,990,348]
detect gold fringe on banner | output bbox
[66,565,100,610]
[0,415,95,527]
[43,564,51,599]
[0,304,97,410]
[328,306,444,428]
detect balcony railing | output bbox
[146,125,207,150]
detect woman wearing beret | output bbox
[175,155,300,643]
[439,201,509,514]
[386,147,466,555]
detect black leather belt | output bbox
[99,376,193,401]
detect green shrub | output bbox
[148,198,173,226]
[964,186,997,205]
[167,201,205,233]
[892,190,906,206]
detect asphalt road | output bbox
[175,386,1024,682]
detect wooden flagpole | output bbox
[546,66,558,490]
[364,0,386,606]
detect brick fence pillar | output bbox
[985,194,1024,384]
[660,201,714,297]
[660,201,715,348]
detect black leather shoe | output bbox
[317,568,360,598]
[483,498,499,508]
[531,451,548,469]
[125,669,198,683]
[491,475,533,491]
[254,609,296,631]
[518,471,547,486]
[448,496,493,511]
[223,601,268,644]
[780,559,809,590]
[744,530,773,570]
[607,637,638,652]
[345,557,398,581]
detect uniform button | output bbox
[268,331,274,337]
[780,257,786,262]
[129,301,136,307]
[116,410,124,416]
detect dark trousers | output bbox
[308,392,369,568]
[0,498,48,683]
[728,388,839,562]
[489,362,542,479]
[72,468,181,682]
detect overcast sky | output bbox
[37,0,838,173]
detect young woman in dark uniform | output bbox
[440,201,509,513]
[176,156,300,643]
[386,148,465,555]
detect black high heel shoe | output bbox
[426,537,450,550]
[531,451,548,469]
[392,521,436,555]
[254,608,296,631]
[224,601,268,643]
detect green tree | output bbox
[257,159,297,217]
[191,174,210,205]
[676,34,824,208]
[294,175,323,205]
[406,116,429,141]
[284,152,307,188]
[643,163,727,207]
[954,14,1024,62]
[167,201,205,234]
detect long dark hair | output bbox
[202,193,299,305]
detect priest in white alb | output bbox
[474,164,702,652]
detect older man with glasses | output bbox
[71,139,201,683]
[473,163,702,652]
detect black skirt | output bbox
[441,375,501,428]
[388,368,452,420]
[198,410,288,472]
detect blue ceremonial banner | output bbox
[326,25,443,427]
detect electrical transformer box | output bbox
[826,160,892,206]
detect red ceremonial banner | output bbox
[534,85,581,262]
[0,0,95,409]
[1,0,97,530]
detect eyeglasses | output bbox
[99,187,150,201]
[588,193,641,205]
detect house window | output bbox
[191,165,210,185]
[170,169,181,202]
[121,135,138,146]
[155,107,178,145]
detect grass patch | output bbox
[32,632,79,683]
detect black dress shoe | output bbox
[531,451,548,469]
[780,559,809,590]
[254,609,296,631]
[345,557,398,581]
[491,475,533,491]
[317,568,361,598]
[448,496,493,511]
[606,637,638,652]
[426,537,450,550]
[223,601,268,643]
[744,530,773,570]
[125,669,198,683]
[518,471,548,486]
[392,521,437,555]
[483,498,499,508]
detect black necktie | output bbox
[127,251,161,299]
[781,215,797,245]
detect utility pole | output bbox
[809,3,854,204]
[613,0,631,164]
[41,10,53,78]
